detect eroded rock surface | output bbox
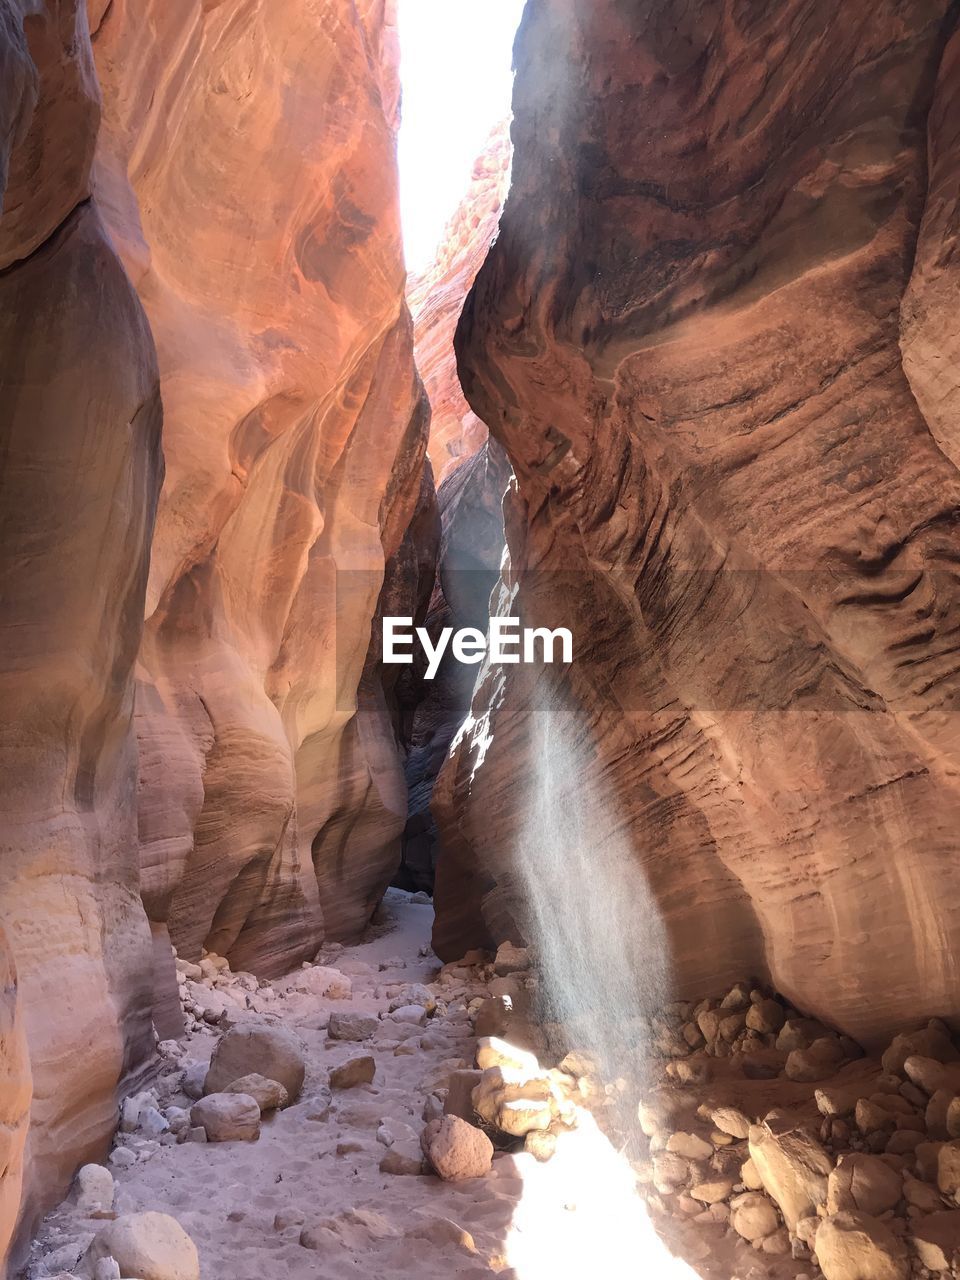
[0,1,161,1264]
[90,0,429,972]
[438,0,960,1043]
[408,118,511,486]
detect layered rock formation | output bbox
[438,0,960,1046]
[409,118,511,486]
[397,124,514,892]
[0,0,162,1263]
[89,0,428,972]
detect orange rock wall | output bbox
[0,0,162,1265]
[409,118,511,486]
[438,0,960,1048]
[90,0,428,971]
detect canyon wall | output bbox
[89,0,428,975]
[409,118,512,486]
[399,124,514,891]
[438,0,960,1047]
[0,0,427,1265]
[0,0,162,1261]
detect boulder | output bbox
[444,1069,483,1121]
[422,1115,494,1181]
[204,1025,306,1101]
[493,942,530,976]
[882,1023,958,1076]
[748,1111,832,1229]
[328,1012,378,1042]
[80,1213,199,1280]
[190,1093,260,1142]
[72,1165,114,1213]
[909,1210,960,1271]
[826,1154,902,1217]
[223,1074,288,1112]
[814,1211,908,1280]
[730,1192,779,1242]
[476,1036,539,1073]
[329,1055,376,1089]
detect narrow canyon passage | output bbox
[5,2,960,1280]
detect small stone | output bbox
[109,1148,136,1170]
[746,1000,784,1035]
[691,1178,735,1204]
[73,1165,115,1213]
[79,1212,199,1280]
[328,1012,378,1042]
[525,1129,558,1162]
[785,1036,846,1083]
[666,1132,713,1161]
[730,1192,779,1241]
[189,1093,260,1142]
[405,1216,476,1251]
[223,1074,289,1112]
[422,1115,494,1181]
[94,1257,121,1280]
[711,1106,751,1140]
[329,1055,376,1089]
[379,1142,424,1175]
[180,1063,206,1101]
[386,1005,428,1026]
[493,942,530,976]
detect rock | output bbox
[80,1212,200,1280]
[653,1152,691,1192]
[666,1132,714,1161]
[109,1148,137,1170]
[746,999,785,1034]
[497,1100,553,1137]
[328,1012,378,1042]
[386,1005,428,1026]
[281,967,352,1000]
[827,1154,902,1216]
[742,1157,764,1191]
[493,943,530,976]
[476,1037,540,1073]
[405,1216,477,1251]
[691,1178,736,1205]
[785,1037,846,1083]
[525,1129,558,1162]
[938,1139,960,1200]
[205,1026,306,1101]
[711,1107,751,1140]
[223,1074,289,1112]
[329,1055,376,1089]
[904,1055,960,1096]
[73,1165,115,1213]
[444,1069,483,1121]
[189,1093,260,1142]
[814,1211,908,1280]
[909,1210,960,1271]
[422,1115,494,1181]
[730,1192,779,1242]
[748,1112,832,1229]
[379,1143,425,1176]
[389,985,437,1014]
[903,1173,943,1211]
[882,1024,958,1076]
[376,1119,418,1147]
[180,1063,206,1101]
[95,1258,122,1280]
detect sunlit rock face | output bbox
[89,0,428,967]
[438,0,960,1045]
[409,117,511,486]
[0,0,161,1262]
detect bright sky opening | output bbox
[397,0,525,273]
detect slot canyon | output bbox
[3,1,960,1278]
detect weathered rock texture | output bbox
[438,0,960,1046]
[409,118,511,486]
[0,0,161,1265]
[89,0,428,969]
[397,441,511,891]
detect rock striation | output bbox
[438,0,960,1044]
[0,0,162,1264]
[409,118,511,486]
[89,0,429,973]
